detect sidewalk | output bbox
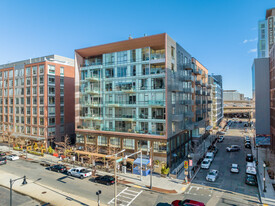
[249,129,275,205]
[0,170,103,206]
[0,145,188,195]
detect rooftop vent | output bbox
[128,34,133,40]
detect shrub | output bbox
[27,150,44,156]
[48,146,54,154]
[161,165,170,175]
[13,147,23,151]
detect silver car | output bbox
[206,169,219,182]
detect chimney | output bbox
[128,34,133,40]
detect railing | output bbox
[183,63,194,70]
[182,75,194,82]
[180,99,194,105]
[193,69,202,75]
[183,87,194,93]
[195,80,202,85]
[195,90,201,95]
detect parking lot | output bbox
[192,121,259,197]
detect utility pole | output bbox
[106,149,125,206]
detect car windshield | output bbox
[209,171,216,175]
[202,161,208,164]
[232,165,237,169]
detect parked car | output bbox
[0,157,7,165]
[205,152,214,162]
[218,136,224,142]
[67,167,92,179]
[246,162,256,175]
[226,145,240,152]
[245,136,250,141]
[171,199,205,206]
[230,164,239,173]
[94,175,115,185]
[245,174,257,186]
[201,159,211,169]
[206,170,219,182]
[0,151,6,156]
[6,154,19,161]
[210,146,218,155]
[246,154,253,162]
[245,142,251,149]
[49,164,67,173]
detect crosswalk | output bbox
[108,187,143,206]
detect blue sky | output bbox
[0,0,274,97]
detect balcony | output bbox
[150,53,165,64]
[184,111,194,118]
[195,80,202,85]
[85,89,100,95]
[172,114,184,122]
[183,63,194,70]
[170,84,183,92]
[180,99,194,105]
[121,88,136,93]
[183,87,194,93]
[195,90,201,95]
[181,75,194,82]
[115,114,136,121]
[148,100,165,107]
[193,69,202,75]
[86,76,100,82]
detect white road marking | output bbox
[108,187,143,206]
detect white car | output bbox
[218,136,224,142]
[206,169,219,182]
[6,154,19,161]
[201,159,211,169]
[230,164,239,173]
[205,152,214,162]
[67,167,92,179]
[246,162,256,175]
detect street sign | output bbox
[189,160,193,167]
[116,158,123,163]
[184,161,188,169]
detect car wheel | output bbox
[80,175,84,179]
[57,170,60,173]
[49,168,52,171]
[107,182,110,186]
[95,180,98,183]
[68,172,71,176]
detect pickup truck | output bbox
[67,167,92,179]
[246,162,256,175]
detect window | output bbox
[40,107,44,115]
[32,66,37,75]
[33,86,37,95]
[26,67,31,76]
[60,77,64,85]
[39,86,44,95]
[21,97,24,104]
[117,67,127,77]
[9,79,13,87]
[60,116,64,124]
[60,87,64,95]
[32,107,37,115]
[33,97,37,105]
[26,77,31,86]
[60,96,64,104]
[130,65,136,76]
[27,97,30,105]
[26,107,31,115]
[48,107,55,115]
[60,106,64,114]
[33,76,37,85]
[26,87,30,95]
[171,46,175,58]
[40,117,44,125]
[49,117,55,125]
[49,87,55,95]
[33,117,37,125]
[40,76,44,84]
[117,51,127,64]
[48,65,55,74]
[49,77,55,85]
[60,67,64,75]
[27,117,31,124]
[49,97,55,105]
[16,98,19,104]
[40,97,44,105]
[39,65,44,74]
[105,68,114,78]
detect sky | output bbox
[0,0,274,97]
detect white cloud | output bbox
[243,38,257,44]
[248,48,257,53]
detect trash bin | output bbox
[122,166,126,174]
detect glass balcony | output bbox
[193,69,202,75]
[85,89,100,95]
[183,63,194,70]
[150,67,166,75]
[195,80,202,85]
[181,75,194,82]
[148,100,165,107]
[180,99,194,105]
[183,87,194,93]
[86,76,100,82]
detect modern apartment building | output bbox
[208,74,223,128]
[258,8,275,58]
[75,33,210,169]
[223,90,244,101]
[0,55,75,147]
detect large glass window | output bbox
[117,67,127,77]
[39,65,44,74]
[32,66,37,75]
[117,51,127,64]
[48,65,55,74]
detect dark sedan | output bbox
[171,199,205,206]
[246,154,253,162]
[48,164,67,173]
[245,174,257,186]
[0,157,7,165]
[94,175,115,185]
[0,151,6,156]
[245,143,251,149]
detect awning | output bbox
[133,158,150,166]
[10,133,45,141]
[206,126,213,131]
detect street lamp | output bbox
[10,176,27,206]
[96,190,101,206]
[263,163,266,192]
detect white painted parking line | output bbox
[108,187,143,206]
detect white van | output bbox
[205,152,214,162]
[246,162,256,175]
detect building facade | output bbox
[252,58,270,135]
[257,8,275,58]
[0,55,75,146]
[75,33,210,169]
[223,90,244,101]
[270,45,275,150]
[208,74,223,128]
